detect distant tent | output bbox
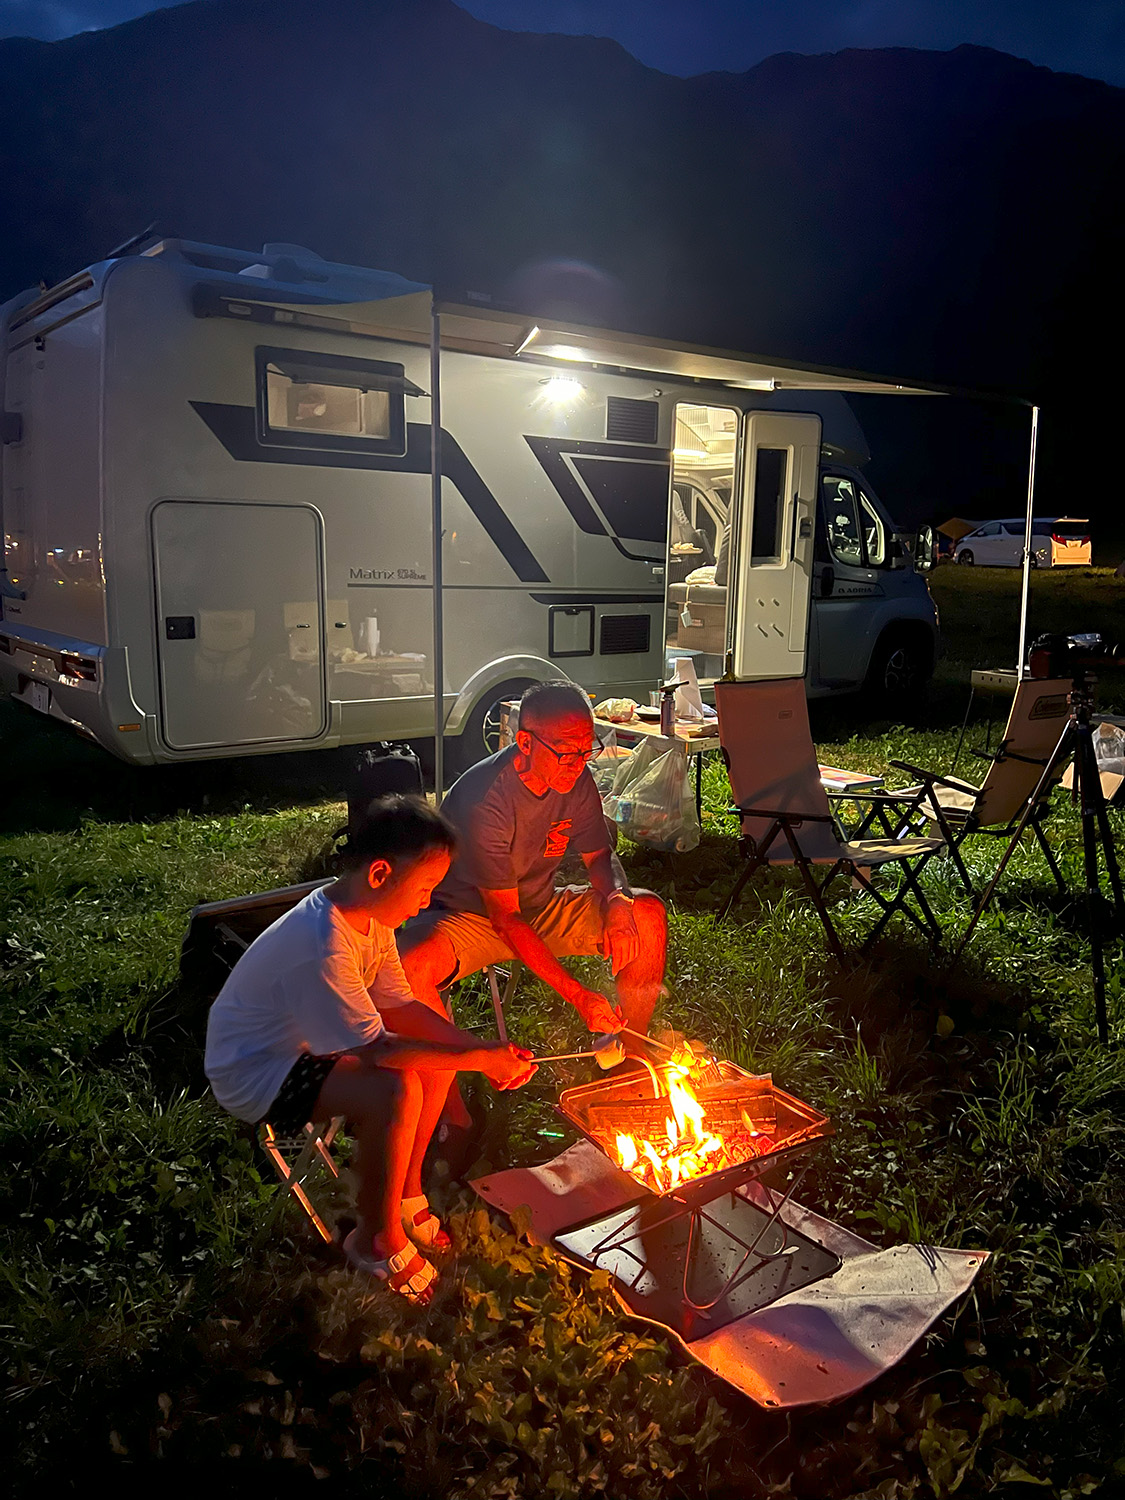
[937,517,976,542]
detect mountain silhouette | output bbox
[1,0,1122,536]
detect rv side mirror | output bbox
[913,524,935,572]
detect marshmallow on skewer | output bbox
[591,1033,627,1069]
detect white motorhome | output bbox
[0,238,938,768]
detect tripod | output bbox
[953,672,1125,1043]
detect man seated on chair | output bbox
[399,680,668,1149]
[204,795,536,1305]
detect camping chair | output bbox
[846,677,1074,901]
[714,679,946,958]
[183,881,349,1242]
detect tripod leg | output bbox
[1076,726,1111,1045]
[1090,775,1125,922]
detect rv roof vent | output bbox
[606,397,659,446]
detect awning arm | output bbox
[1016,405,1040,678]
[430,305,445,801]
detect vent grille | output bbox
[600,613,651,656]
[606,397,659,445]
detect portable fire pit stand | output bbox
[554,1151,839,1341]
[552,1065,839,1340]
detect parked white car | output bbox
[954,518,1091,568]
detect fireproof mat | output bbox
[472,1141,989,1409]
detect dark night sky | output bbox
[1,0,1123,87]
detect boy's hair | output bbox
[519,679,593,732]
[338,794,456,870]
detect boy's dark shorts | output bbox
[262,1051,342,1135]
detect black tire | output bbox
[957,549,975,565]
[1028,554,1039,569]
[443,677,537,779]
[864,631,932,709]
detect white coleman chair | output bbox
[714,679,946,959]
[853,677,1074,901]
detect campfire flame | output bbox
[607,1065,771,1193]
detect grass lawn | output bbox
[2,567,1125,1498]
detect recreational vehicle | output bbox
[0,238,938,769]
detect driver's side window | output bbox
[820,476,864,567]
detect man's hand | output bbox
[570,985,624,1035]
[480,1041,538,1091]
[603,895,640,973]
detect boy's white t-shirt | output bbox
[204,886,415,1123]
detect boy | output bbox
[205,795,535,1304]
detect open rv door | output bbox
[729,411,821,680]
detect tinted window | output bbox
[1050,520,1090,539]
[978,522,1002,537]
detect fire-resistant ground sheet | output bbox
[472,1141,988,1409]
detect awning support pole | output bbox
[1016,404,1040,678]
[430,305,444,801]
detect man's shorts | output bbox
[398,885,610,989]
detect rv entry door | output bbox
[729,411,821,680]
[152,500,328,751]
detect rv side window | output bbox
[750,449,788,564]
[256,347,408,455]
[266,369,391,439]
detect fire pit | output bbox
[553,1062,840,1338]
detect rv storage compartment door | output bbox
[730,412,821,681]
[152,500,327,750]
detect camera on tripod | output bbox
[1028,632,1125,679]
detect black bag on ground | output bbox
[345,742,425,836]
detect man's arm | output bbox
[581,847,640,972]
[480,886,622,1033]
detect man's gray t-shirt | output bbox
[431,746,610,916]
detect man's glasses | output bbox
[525,728,597,769]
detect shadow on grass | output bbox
[0,699,360,835]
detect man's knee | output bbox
[632,890,667,939]
[400,930,458,997]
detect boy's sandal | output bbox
[401,1195,452,1251]
[342,1230,438,1305]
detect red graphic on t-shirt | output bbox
[544,819,572,858]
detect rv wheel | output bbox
[864,630,931,709]
[444,678,537,778]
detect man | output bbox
[399,681,668,1139]
[205,796,535,1304]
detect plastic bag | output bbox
[604,741,700,852]
[1094,722,1125,779]
[589,727,632,797]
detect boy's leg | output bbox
[314,1057,422,1256]
[399,914,513,1133]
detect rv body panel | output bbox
[0,240,938,765]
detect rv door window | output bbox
[750,449,788,564]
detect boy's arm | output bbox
[357,999,535,1088]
